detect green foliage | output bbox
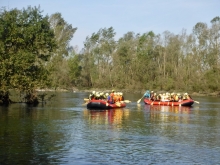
[211,16,220,24]
[47,12,77,88]
[68,54,81,86]
[80,27,116,88]
[79,16,220,93]
[49,12,77,57]
[0,6,56,93]
[204,69,220,91]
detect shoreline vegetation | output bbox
[37,88,220,97]
[0,87,219,106]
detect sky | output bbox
[1,0,220,51]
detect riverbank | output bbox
[36,88,220,97]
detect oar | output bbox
[137,90,150,103]
[194,100,200,104]
[116,102,121,107]
[83,98,90,105]
[84,98,89,102]
[82,100,89,105]
[151,101,154,105]
[137,95,145,104]
[119,100,131,104]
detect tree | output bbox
[80,27,116,88]
[47,13,77,89]
[0,6,57,104]
[68,53,82,86]
[114,32,138,88]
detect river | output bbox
[0,91,220,165]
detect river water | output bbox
[0,91,220,165]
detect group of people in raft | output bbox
[144,90,192,102]
[88,90,124,104]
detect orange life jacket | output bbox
[113,95,119,102]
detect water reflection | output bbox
[83,108,130,126]
[143,104,192,125]
[144,104,192,112]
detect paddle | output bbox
[137,90,150,103]
[83,98,90,106]
[84,98,89,102]
[115,102,121,107]
[137,95,145,104]
[194,100,200,104]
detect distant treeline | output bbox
[78,16,220,94]
[0,6,220,104]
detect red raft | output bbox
[144,98,194,106]
[87,99,126,109]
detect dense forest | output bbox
[0,6,220,104]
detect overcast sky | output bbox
[1,0,220,51]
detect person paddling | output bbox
[108,90,115,104]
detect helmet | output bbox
[92,91,95,94]
[105,93,109,96]
[112,89,115,92]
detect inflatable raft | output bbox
[87,99,126,109]
[144,98,194,106]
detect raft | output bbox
[87,99,126,109]
[144,98,194,106]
